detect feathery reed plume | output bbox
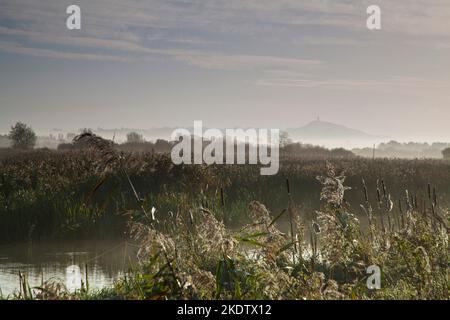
[73,132,150,218]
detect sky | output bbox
[0,0,449,141]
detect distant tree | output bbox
[279,131,292,148]
[126,132,144,144]
[442,148,450,159]
[80,128,93,135]
[8,122,37,149]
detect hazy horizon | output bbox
[2,117,449,147]
[1,0,449,143]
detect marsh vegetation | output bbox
[0,139,448,299]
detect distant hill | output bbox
[286,120,387,148]
[45,120,388,149]
[95,121,380,143]
[287,120,374,139]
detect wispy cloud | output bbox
[1,0,449,137]
[0,25,323,70]
[0,40,133,62]
[1,0,448,66]
[256,76,450,91]
[174,53,322,70]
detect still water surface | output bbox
[0,240,137,297]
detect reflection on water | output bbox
[0,240,137,297]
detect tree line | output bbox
[3,122,450,160]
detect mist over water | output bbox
[0,241,136,297]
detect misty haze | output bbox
[0,0,448,302]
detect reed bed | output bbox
[0,140,448,299]
[1,148,450,242]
